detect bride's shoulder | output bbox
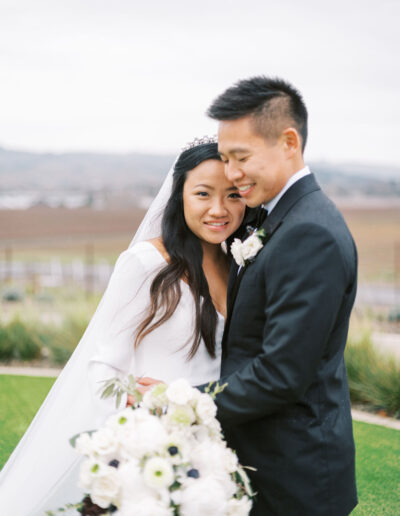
[113,239,167,275]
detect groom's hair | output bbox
[207,76,308,152]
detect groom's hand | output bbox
[126,377,163,406]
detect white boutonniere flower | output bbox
[231,229,267,267]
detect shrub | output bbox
[2,288,24,302]
[44,314,88,365]
[345,332,400,418]
[0,318,42,361]
[0,325,14,361]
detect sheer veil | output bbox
[0,160,176,515]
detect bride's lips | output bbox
[204,221,229,231]
[237,183,256,197]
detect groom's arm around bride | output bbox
[204,77,358,516]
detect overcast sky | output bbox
[0,0,399,169]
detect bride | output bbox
[0,137,246,515]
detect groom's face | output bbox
[218,116,292,208]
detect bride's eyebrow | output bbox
[194,184,213,189]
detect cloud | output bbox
[0,0,399,167]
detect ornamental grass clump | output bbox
[0,317,42,361]
[345,332,400,418]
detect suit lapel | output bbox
[221,174,321,356]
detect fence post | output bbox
[85,243,95,299]
[395,241,400,309]
[5,247,12,284]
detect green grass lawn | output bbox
[0,374,56,467]
[352,422,400,515]
[0,375,399,514]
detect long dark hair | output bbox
[134,142,224,359]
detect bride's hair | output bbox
[134,142,224,359]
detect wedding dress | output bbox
[0,161,224,516]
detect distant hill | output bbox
[0,147,176,190]
[0,147,399,208]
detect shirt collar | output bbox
[264,166,311,215]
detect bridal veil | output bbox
[0,160,176,515]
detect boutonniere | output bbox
[230,228,267,267]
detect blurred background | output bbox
[0,0,399,367]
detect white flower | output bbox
[75,432,94,456]
[106,407,136,431]
[230,231,265,266]
[180,476,228,516]
[119,497,173,516]
[227,496,253,516]
[241,233,264,261]
[90,468,120,508]
[165,403,196,427]
[78,458,107,491]
[143,457,174,489]
[118,461,150,502]
[143,382,168,409]
[166,378,194,405]
[223,447,239,473]
[162,431,191,464]
[194,393,217,425]
[190,441,238,479]
[91,427,119,458]
[120,410,168,458]
[118,461,173,515]
[231,238,245,267]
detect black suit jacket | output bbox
[214,174,358,515]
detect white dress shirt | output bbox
[264,165,311,215]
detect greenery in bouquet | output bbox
[48,378,254,516]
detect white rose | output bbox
[227,496,253,516]
[208,417,223,438]
[190,441,238,480]
[230,238,245,267]
[90,468,120,509]
[241,233,263,261]
[91,427,119,458]
[78,459,95,490]
[166,378,194,405]
[143,456,174,489]
[180,476,228,516]
[224,447,239,473]
[75,432,94,456]
[122,412,168,458]
[194,393,217,425]
[119,497,173,516]
[118,460,150,502]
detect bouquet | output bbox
[48,378,254,516]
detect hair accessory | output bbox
[181,135,218,152]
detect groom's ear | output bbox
[281,127,302,157]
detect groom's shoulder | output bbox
[288,186,350,232]
[280,188,356,263]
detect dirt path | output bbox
[0,366,62,377]
[1,365,399,431]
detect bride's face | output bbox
[182,159,245,245]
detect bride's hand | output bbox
[126,377,164,406]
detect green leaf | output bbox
[116,390,122,409]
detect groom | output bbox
[206,77,358,515]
